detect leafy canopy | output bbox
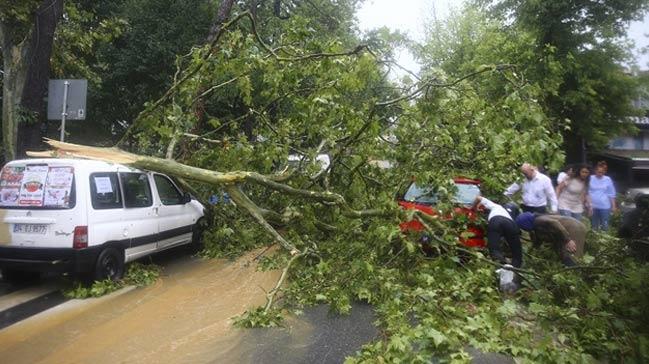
[474,0,649,153]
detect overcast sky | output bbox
[357,0,649,73]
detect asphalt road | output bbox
[0,248,512,363]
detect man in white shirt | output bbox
[473,196,522,268]
[504,163,558,214]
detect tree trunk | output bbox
[0,23,30,162]
[17,0,64,158]
[29,139,390,220]
[29,139,391,255]
[206,0,235,44]
[191,0,236,134]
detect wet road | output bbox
[0,249,379,364]
[0,275,69,330]
[233,303,378,364]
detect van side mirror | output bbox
[182,192,192,204]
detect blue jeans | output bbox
[559,209,582,221]
[591,208,611,231]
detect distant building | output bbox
[597,90,649,189]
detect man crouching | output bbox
[515,212,586,266]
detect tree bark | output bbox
[0,22,31,162]
[17,0,64,157]
[0,0,63,162]
[190,0,236,136]
[206,0,236,45]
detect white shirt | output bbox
[478,197,513,221]
[557,172,568,185]
[504,171,558,212]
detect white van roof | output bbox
[5,158,143,173]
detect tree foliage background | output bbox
[475,0,649,160]
[3,0,649,362]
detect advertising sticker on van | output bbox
[0,166,24,206]
[44,166,74,207]
[0,164,75,208]
[19,165,48,206]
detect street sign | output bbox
[47,79,87,142]
[47,79,87,121]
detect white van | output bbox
[0,158,205,282]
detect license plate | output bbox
[13,224,48,234]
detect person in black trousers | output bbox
[473,196,522,268]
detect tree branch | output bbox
[30,139,391,231]
[181,132,222,145]
[225,184,299,255]
[264,251,303,311]
[243,11,368,62]
[375,64,515,107]
[191,75,243,105]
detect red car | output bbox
[398,178,486,248]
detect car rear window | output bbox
[403,183,438,205]
[0,164,76,209]
[403,182,480,206]
[454,183,481,205]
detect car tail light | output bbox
[73,226,88,249]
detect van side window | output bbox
[90,173,122,209]
[120,173,152,208]
[153,174,184,205]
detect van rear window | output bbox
[0,164,76,209]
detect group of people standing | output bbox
[506,161,617,231]
[555,161,617,231]
[474,161,618,271]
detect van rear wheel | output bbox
[93,248,125,282]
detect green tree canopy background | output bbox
[3,0,649,361]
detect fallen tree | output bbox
[29,138,393,256]
[22,2,649,361]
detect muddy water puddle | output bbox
[0,250,280,363]
[0,250,378,364]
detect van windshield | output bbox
[0,164,75,209]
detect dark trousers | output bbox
[487,216,523,268]
[521,205,547,214]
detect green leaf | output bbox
[427,328,447,347]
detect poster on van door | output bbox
[18,165,48,206]
[0,166,25,206]
[44,166,74,207]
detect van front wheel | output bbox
[93,248,125,282]
[188,219,206,253]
